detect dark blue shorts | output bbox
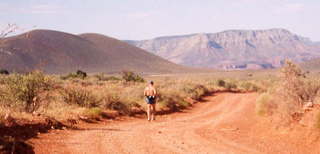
[145,96,156,104]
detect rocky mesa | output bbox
[127,29,320,69]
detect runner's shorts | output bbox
[145,96,156,104]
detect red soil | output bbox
[29,93,320,154]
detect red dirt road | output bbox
[30,93,320,154]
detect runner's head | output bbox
[150,81,154,86]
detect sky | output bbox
[0,0,319,41]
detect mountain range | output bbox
[127,29,320,69]
[0,30,193,74]
[1,28,319,74]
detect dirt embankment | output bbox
[29,93,320,154]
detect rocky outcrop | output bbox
[127,29,320,69]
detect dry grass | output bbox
[256,92,274,116]
[0,71,268,123]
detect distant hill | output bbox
[0,29,193,74]
[79,33,193,73]
[127,29,320,70]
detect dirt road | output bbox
[31,93,320,154]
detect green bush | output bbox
[216,79,226,87]
[0,69,9,75]
[215,79,237,90]
[121,71,144,82]
[61,70,87,80]
[60,87,100,108]
[76,70,87,79]
[0,71,52,112]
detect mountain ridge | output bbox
[126,28,320,69]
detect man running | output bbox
[144,81,157,121]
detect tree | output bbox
[76,70,87,79]
[121,71,144,82]
[0,69,9,75]
[0,24,19,39]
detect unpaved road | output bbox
[31,93,320,154]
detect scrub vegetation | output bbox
[0,70,265,125]
[255,60,320,128]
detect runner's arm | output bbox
[153,88,157,97]
[144,88,147,96]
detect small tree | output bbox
[61,70,87,80]
[281,60,305,106]
[76,70,87,79]
[0,69,9,75]
[1,71,52,112]
[280,60,320,107]
[0,24,19,39]
[121,71,144,82]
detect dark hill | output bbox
[0,29,191,74]
[79,33,190,73]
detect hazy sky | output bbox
[0,0,319,41]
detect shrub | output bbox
[256,61,320,124]
[60,73,75,80]
[60,87,101,108]
[215,79,237,90]
[280,60,306,106]
[0,69,9,75]
[121,71,144,82]
[256,93,273,116]
[61,70,87,80]
[106,76,121,81]
[183,84,208,100]
[94,73,120,81]
[240,81,259,92]
[156,86,192,111]
[157,95,182,111]
[101,92,133,115]
[76,70,87,79]
[105,101,130,114]
[0,71,52,112]
[83,107,103,119]
[225,81,237,90]
[94,73,107,81]
[280,60,320,107]
[216,79,226,87]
